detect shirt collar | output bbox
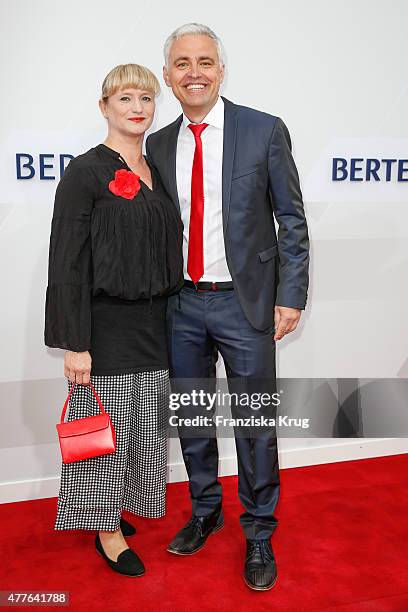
[182,96,224,131]
[97,143,121,159]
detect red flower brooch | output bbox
[109,169,141,200]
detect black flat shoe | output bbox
[95,534,145,577]
[167,508,224,555]
[244,539,277,591]
[120,517,136,537]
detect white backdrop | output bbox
[1,0,407,502]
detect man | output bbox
[146,23,309,591]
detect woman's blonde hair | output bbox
[101,64,160,99]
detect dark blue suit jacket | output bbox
[146,97,309,331]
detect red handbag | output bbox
[56,382,116,464]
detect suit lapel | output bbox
[166,115,183,213]
[221,97,238,231]
[165,99,238,224]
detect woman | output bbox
[45,64,183,577]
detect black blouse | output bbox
[45,144,183,352]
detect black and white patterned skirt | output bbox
[55,370,169,531]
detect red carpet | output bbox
[1,454,408,611]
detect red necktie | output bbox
[187,123,208,284]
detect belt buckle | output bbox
[211,282,218,291]
[196,282,206,293]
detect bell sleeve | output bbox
[44,160,96,351]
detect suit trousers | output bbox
[167,287,280,540]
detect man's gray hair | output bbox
[163,23,226,68]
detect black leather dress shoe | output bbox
[120,518,136,537]
[167,509,224,555]
[95,534,145,577]
[244,539,277,591]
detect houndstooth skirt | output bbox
[55,370,169,531]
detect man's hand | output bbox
[64,351,92,384]
[274,306,301,341]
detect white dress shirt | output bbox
[176,96,232,282]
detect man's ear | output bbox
[163,65,171,87]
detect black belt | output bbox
[184,280,234,292]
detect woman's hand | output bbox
[64,351,92,384]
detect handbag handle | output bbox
[60,382,106,424]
